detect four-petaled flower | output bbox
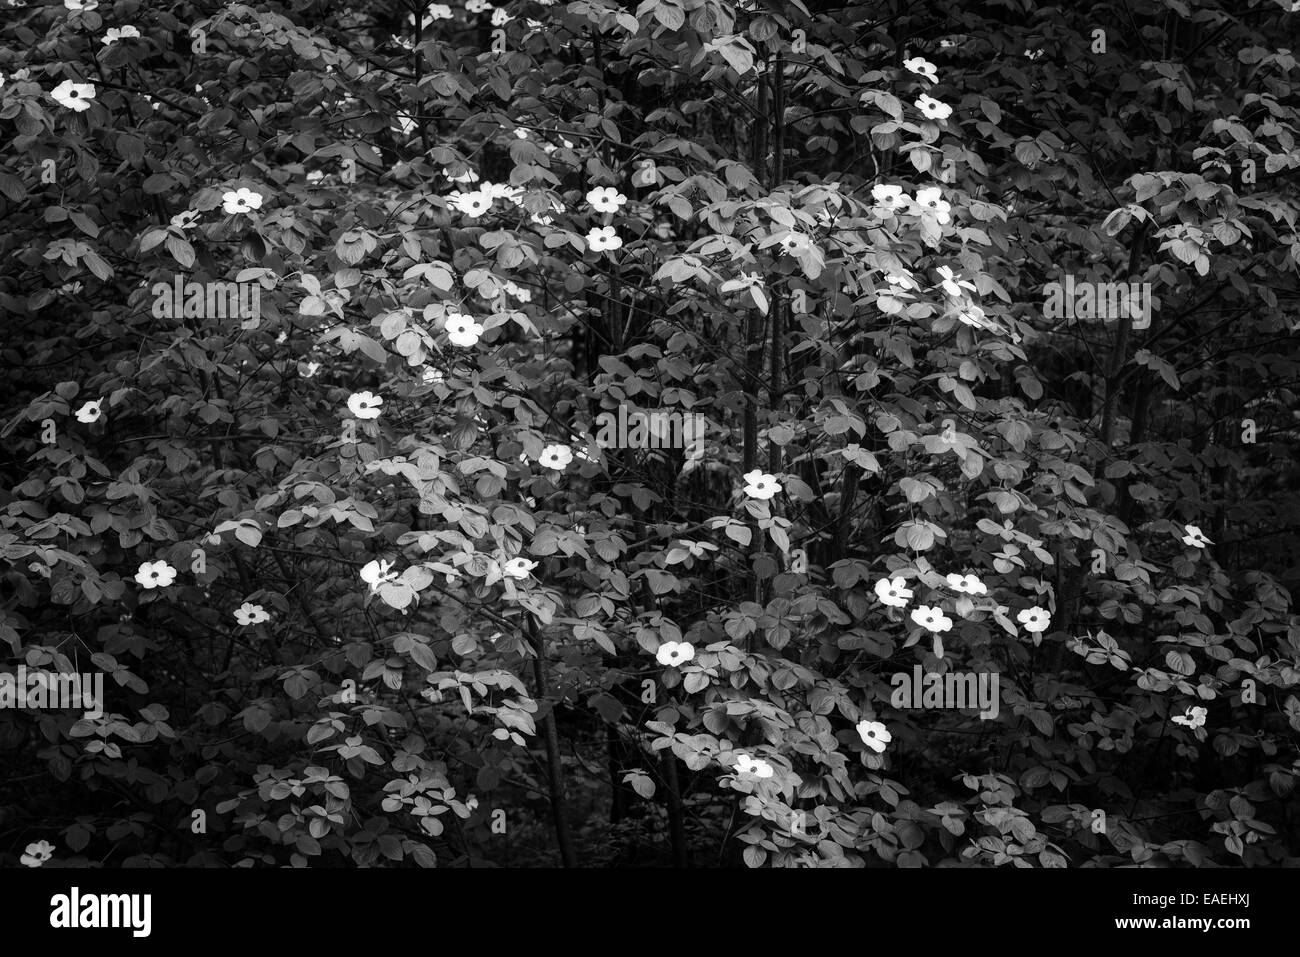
[586,226,623,252]
[75,399,103,423]
[135,560,178,589]
[871,184,910,217]
[874,576,913,608]
[655,641,695,667]
[347,391,383,420]
[913,186,951,225]
[1181,524,1212,548]
[1017,606,1051,633]
[103,26,142,44]
[450,190,492,218]
[222,188,263,215]
[586,186,627,213]
[65,0,97,9]
[538,444,574,470]
[234,602,270,626]
[915,93,953,120]
[20,840,54,868]
[734,753,774,778]
[360,558,399,592]
[742,469,781,501]
[51,80,96,112]
[444,313,484,347]
[945,573,987,595]
[1171,706,1207,729]
[502,557,537,580]
[956,304,991,329]
[910,605,953,633]
[856,719,892,753]
[902,56,939,83]
[171,210,200,230]
[935,265,976,299]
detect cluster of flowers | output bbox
[875,573,1051,636]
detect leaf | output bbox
[166,234,195,268]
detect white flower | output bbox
[65,0,97,9]
[20,840,54,868]
[395,113,418,135]
[490,7,512,25]
[913,186,951,225]
[915,93,953,120]
[301,361,321,378]
[856,719,892,753]
[734,753,774,778]
[423,3,453,20]
[902,56,939,83]
[360,558,399,592]
[450,190,492,218]
[222,188,263,215]
[655,641,695,667]
[539,444,574,470]
[1181,524,1212,548]
[347,391,383,420]
[134,560,178,589]
[742,469,781,501]
[586,225,623,252]
[956,304,990,329]
[445,167,480,184]
[503,557,537,580]
[234,602,270,626]
[778,232,813,254]
[935,265,976,298]
[74,399,103,424]
[306,170,324,184]
[1171,706,1207,729]
[170,210,200,230]
[885,272,918,290]
[874,576,913,608]
[444,313,484,347]
[871,183,910,217]
[103,26,142,44]
[1017,606,1051,634]
[481,181,523,204]
[945,573,987,595]
[50,80,96,112]
[503,280,531,303]
[910,605,953,633]
[467,0,492,11]
[586,186,628,213]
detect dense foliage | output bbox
[3,0,1300,868]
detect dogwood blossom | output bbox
[539,444,574,470]
[915,93,953,120]
[1017,606,1051,633]
[902,56,939,83]
[742,469,781,500]
[856,720,892,753]
[135,560,178,589]
[586,225,623,252]
[222,188,263,215]
[655,641,695,666]
[445,313,484,347]
[347,391,383,420]
[234,602,270,626]
[50,80,95,112]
